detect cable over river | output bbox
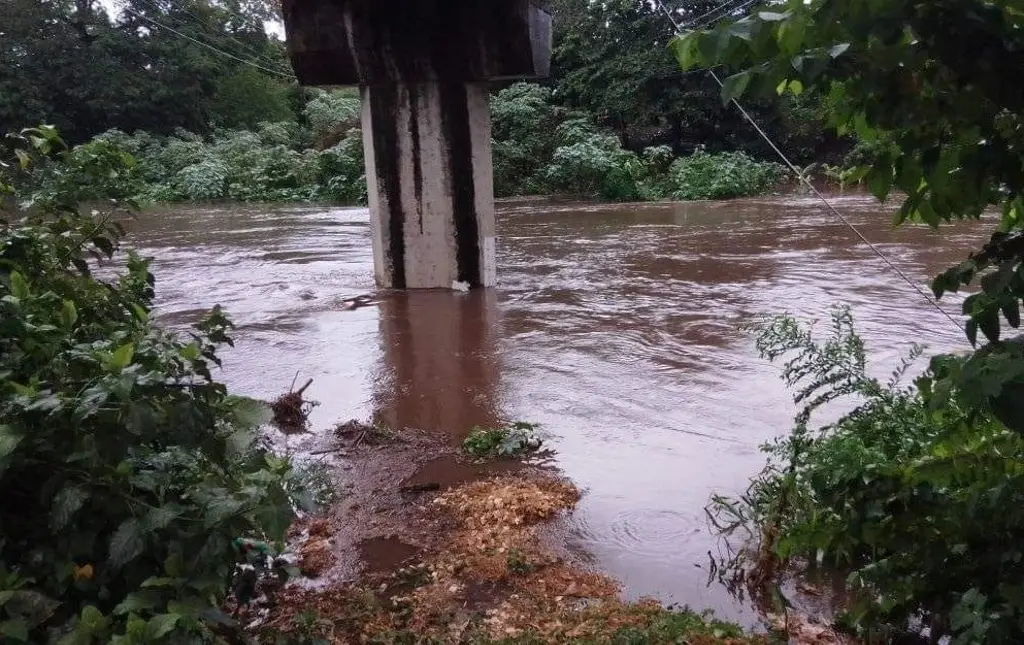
[129,195,982,622]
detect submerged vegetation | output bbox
[462,422,544,460]
[711,310,1024,643]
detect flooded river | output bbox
[130,195,982,622]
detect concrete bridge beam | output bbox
[282,0,551,289]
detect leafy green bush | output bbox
[541,120,644,202]
[93,125,367,205]
[462,422,543,459]
[177,159,229,200]
[303,88,360,147]
[316,131,366,205]
[0,128,310,642]
[668,149,788,200]
[712,308,1024,644]
[490,83,571,197]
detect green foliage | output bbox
[674,0,1024,428]
[303,89,361,147]
[667,149,788,200]
[548,0,843,164]
[490,83,573,197]
[97,125,366,205]
[462,423,543,460]
[317,131,368,205]
[0,129,311,642]
[211,67,294,130]
[713,309,1024,643]
[542,123,644,202]
[0,0,294,143]
[607,608,749,644]
[493,83,790,202]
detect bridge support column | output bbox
[362,82,496,289]
[281,0,551,289]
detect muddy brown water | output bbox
[129,195,984,623]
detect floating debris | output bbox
[271,377,315,433]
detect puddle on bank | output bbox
[400,455,523,493]
[357,537,422,574]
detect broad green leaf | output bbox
[113,592,159,616]
[91,236,114,258]
[1,618,29,641]
[179,343,201,360]
[80,605,108,630]
[60,300,78,328]
[51,486,88,531]
[140,577,176,588]
[1002,300,1021,329]
[9,271,28,300]
[109,343,135,370]
[14,149,31,170]
[0,426,23,477]
[144,614,179,640]
[225,396,272,430]
[728,19,756,41]
[205,496,244,526]
[788,79,804,95]
[829,42,851,58]
[979,309,1001,343]
[108,518,144,569]
[164,552,183,577]
[721,71,753,104]
[868,165,895,202]
[670,35,701,70]
[144,505,181,531]
[0,425,23,458]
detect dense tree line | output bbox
[1,0,842,167]
[0,0,294,143]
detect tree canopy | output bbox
[0,0,293,142]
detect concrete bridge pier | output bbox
[362,81,495,289]
[281,0,552,289]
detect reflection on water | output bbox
[374,290,503,439]
[128,196,984,623]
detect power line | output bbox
[128,0,292,75]
[680,0,760,30]
[122,6,295,80]
[653,0,965,334]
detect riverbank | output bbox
[247,419,780,644]
[126,199,976,638]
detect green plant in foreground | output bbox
[462,422,543,460]
[712,308,1024,644]
[0,128,312,642]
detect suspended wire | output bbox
[121,6,295,79]
[653,0,965,333]
[679,0,761,30]
[127,0,292,74]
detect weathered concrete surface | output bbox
[282,0,551,289]
[282,0,552,85]
[362,82,496,288]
